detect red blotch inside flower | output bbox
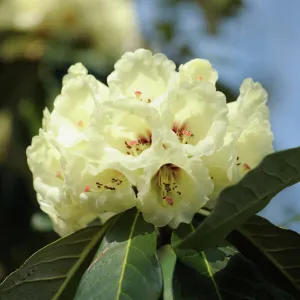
[165,197,174,206]
[243,163,251,171]
[135,91,142,98]
[182,130,192,137]
[128,140,138,146]
[84,185,91,192]
[77,120,84,127]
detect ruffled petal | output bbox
[107,49,177,105]
[161,81,228,156]
[179,58,218,84]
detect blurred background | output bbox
[0,0,299,281]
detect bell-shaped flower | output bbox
[135,143,213,228]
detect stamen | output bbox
[175,126,194,144]
[56,171,64,180]
[164,197,174,206]
[85,173,126,194]
[157,164,181,206]
[135,91,142,99]
[134,90,152,104]
[243,163,251,171]
[77,120,84,127]
[125,134,151,156]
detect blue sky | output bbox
[136,0,300,230]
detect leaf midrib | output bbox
[115,211,140,300]
[188,223,223,300]
[238,227,300,290]
[53,221,112,299]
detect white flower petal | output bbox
[26,129,97,236]
[203,133,237,204]
[179,58,218,84]
[162,81,228,156]
[65,154,138,214]
[235,114,274,176]
[229,78,269,127]
[107,49,177,104]
[49,63,108,148]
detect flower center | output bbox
[125,132,152,156]
[135,90,152,104]
[55,171,64,180]
[172,123,194,144]
[77,120,84,128]
[157,164,182,207]
[236,156,251,174]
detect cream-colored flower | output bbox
[228,78,273,178]
[179,58,218,84]
[65,150,138,215]
[160,80,228,157]
[26,50,274,232]
[26,129,96,236]
[204,78,274,205]
[135,144,213,228]
[48,62,108,149]
[107,49,177,109]
[27,63,108,235]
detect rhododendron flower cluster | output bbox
[26,49,273,236]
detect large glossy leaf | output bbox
[0,222,112,300]
[228,215,300,298]
[157,245,177,300]
[174,147,300,251]
[74,208,162,300]
[172,222,294,300]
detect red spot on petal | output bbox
[243,163,251,171]
[135,91,142,97]
[165,197,174,206]
[197,75,204,80]
[77,120,84,127]
[85,185,91,192]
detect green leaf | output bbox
[0,222,112,300]
[228,215,300,298]
[74,209,162,300]
[174,147,300,251]
[157,245,177,300]
[172,222,294,300]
